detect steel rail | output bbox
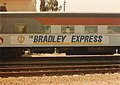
[0,64,120,77]
[0,68,120,77]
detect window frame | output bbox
[61,25,75,34]
[108,25,120,34]
[39,25,51,34]
[85,25,98,34]
[14,23,27,34]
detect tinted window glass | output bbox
[40,25,51,33]
[108,26,120,33]
[85,26,98,33]
[14,23,27,33]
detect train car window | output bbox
[14,23,27,33]
[85,26,98,33]
[40,25,51,33]
[61,25,74,33]
[0,23,2,33]
[108,26,120,33]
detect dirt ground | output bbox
[0,73,120,85]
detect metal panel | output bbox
[109,35,120,45]
[1,13,120,18]
[98,25,108,33]
[51,25,61,33]
[75,25,85,33]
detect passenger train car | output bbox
[0,12,120,57]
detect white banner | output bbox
[10,34,109,45]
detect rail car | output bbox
[0,12,120,57]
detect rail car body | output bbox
[0,12,120,57]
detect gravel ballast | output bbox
[0,73,120,85]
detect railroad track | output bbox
[0,64,120,77]
[0,55,120,77]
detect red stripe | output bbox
[35,18,120,25]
